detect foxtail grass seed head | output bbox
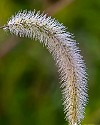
[1,10,88,125]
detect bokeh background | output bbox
[0,0,100,125]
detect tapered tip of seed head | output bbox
[0,25,8,30]
[0,25,5,29]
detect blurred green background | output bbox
[0,0,100,125]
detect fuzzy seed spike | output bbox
[2,10,88,125]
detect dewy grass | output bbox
[0,10,88,125]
